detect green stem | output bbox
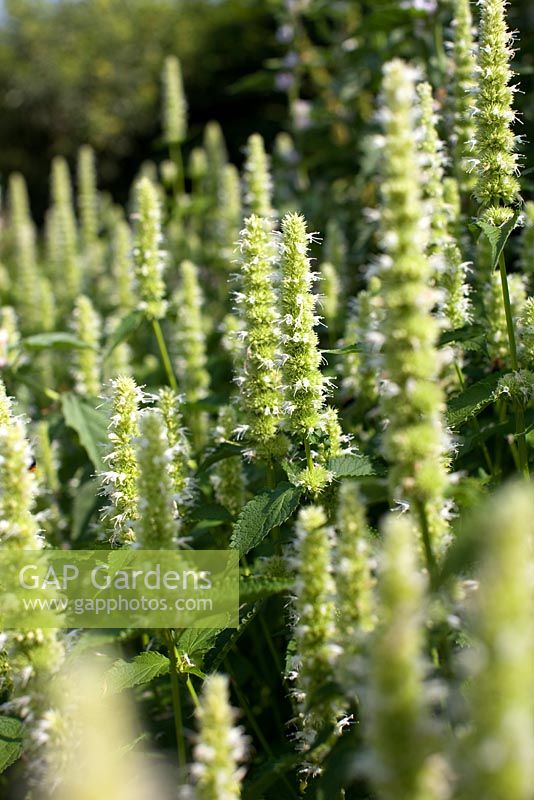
[416,500,437,588]
[165,629,186,768]
[304,438,314,472]
[498,252,529,478]
[454,360,493,474]
[152,318,178,393]
[185,674,201,711]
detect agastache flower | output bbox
[111,216,135,313]
[8,173,41,333]
[233,214,283,459]
[473,0,521,216]
[70,295,102,397]
[365,513,445,800]
[192,673,248,800]
[49,156,80,306]
[100,376,145,544]
[448,0,477,195]
[134,409,178,549]
[375,60,450,550]
[173,260,210,405]
[77,145,98,250]
[157,387,195,520]
[243,133,274,219]
[458,482,534,800]
[210,405,246,518]
[132,177,168,321]
[289,505,342,759]
[161,55,187,145]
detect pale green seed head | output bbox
[173,260,210,404]
[77,145,98,248]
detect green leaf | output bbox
[61,393,109,472]
[476,208,521,270]
[176,628,222,669]
[103,652,170,695]
[197,442,243,475]
[239,575,294,603]
[447,374,502,428]
[321,342,361,355]
[70,478,101,541]
[0,716,24,774]
[103,310,144,360]
[230,482,302,556]
[328,453,375,479]
[20,332,95,351]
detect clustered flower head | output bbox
[243,133,274,219]
[173,260,210,404]
[448,0,477,194]
[288,505,341,753]
[111,216,135,313]
[280,212,329,437]
[8,172,41,332]
[49,156,80,306]
[216,164,242,261]
[162,55,187,146]
[157,387,195,517]
[233,214,283,458]
[101,376,144,544]
[459,482,534,800]
[192,673,248,800]
[77,145,98,250]
[472,0,521,216]
[134,408,178,549]
[70,294,102,397]
[132,177,168,321]
[375,60,450,544]
[366,513,442,800]
[417,82,449,256]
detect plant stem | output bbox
[185,674,201,711]
[498,252,529,478]
[416,500,437,588]
[304,438,314,472]
[165,629,186,768]
[152,318,178,393]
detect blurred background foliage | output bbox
[0,0,532,228]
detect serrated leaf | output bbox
[206,605,259,673]
[439,324,485,347]
[103,652,170,695]
[61,393,108,472]
[476,208,521,270]
[19,332,95,351]
[230,482,302,556]
[239,576,294,603]
[0,716,24,774]
[328,453,375,479]
[176,628,222,669]
[447,374,501,428]
[103,310,144,360]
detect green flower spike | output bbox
[77,145,98,250]
[0,306,21,369]
[50,156,80,305]
[193,673,248,800]
[8,173,40,333]
[216,164,242,263]
[280,212,329,437]
[111,216,135,313]
[157,387,195,518]
[210,405,246,518]
[319,261,341,340]
[376,60,450,554]
[132,177,168,321]
[448,0,477,195]
[289,505,341,758]
[162,55,187,146]
[417,82,449,256]
[173,260,210,405]
[0,408,41,548]
[234,214,283,459]
[341,281,381,410]
[70,295,102,397]
[134,409,177,550]
[366,513,446,800]
[101,376,144,545]
[243,133,274,219]
[472,0,520,216]
[459,482,534,800]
